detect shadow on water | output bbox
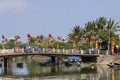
[16,63,23,68]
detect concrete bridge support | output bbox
[57,56,62,66]
[51,56,63,66]
[4,58,8,74]
[51,56,56,65]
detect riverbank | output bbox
[97,55,120,64]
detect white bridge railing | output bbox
[0,48,108,55]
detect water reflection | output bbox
[0,59,120,80]
[0,62,4,74]
[12,62,28,75]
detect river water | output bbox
[0,56,120,80]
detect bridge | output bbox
[0,48,100,61]
[0,48,100,74]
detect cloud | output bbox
[0,0,29,14]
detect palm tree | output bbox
[95,17,108,49]
[84,21,97,48]
[68,25,85,48]
[68,25,85,39]
[95,17,107,39]
[106,18,120,54]
[85,21,96,37]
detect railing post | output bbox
[43,48,45,53]
[1,46,5,55]
[65,49,68,54]
[72,49,74,53]
[72,48,76,53]
[22,48,24,53]
[12,49,14,54]
[32,48,34,53]
[63,49,65,53]
[89,49,91,54]
[98,50,100,54]
[53,48,55,53]
[58,49,60,53]
[106,50,108,55]
[81,49,83,54]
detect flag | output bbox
[15,35,21,40]
[36,35,41,41]
[27,34,32,39]
[48,34,52,39]
[1,35,8,44]
[57,36,63,40]
[2,35,5,39]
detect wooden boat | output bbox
[107,63,114,68]
[107,62,120,69]
[114,62,120,65]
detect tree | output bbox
[68,25,86,49]
[106,18,120,54]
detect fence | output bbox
[0,48,108,55]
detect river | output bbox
[0,56,120,80]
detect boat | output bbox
[107,62,120,69]
[114,62,120,65]
[107,63,114,68]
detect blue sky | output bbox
[0,0,120,42]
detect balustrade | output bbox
[0,48,108,55]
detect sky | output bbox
[0,0,120,42]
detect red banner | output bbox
[72,36,78,40]
[15,35,20,40]
[89,36,94,41]
[48,34,52,38]
[2,35,5,39]
[57,36,63,40]
[27,34,32,39]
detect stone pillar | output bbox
[51,56,56,65]
[57,57,62,66]
[63,49,65,53]
[22,48,24,53]
[43,48,45,53]
[98,50,100,54]
[12,49,14,54]
[32,48,34,53]
[106,50,108,55]
[4,58,8,74]
[66,50,68,54]
[58,49,60,53]
[89,49,91,54]
[81,49,83,54]
[72,49,74,53]
[52,48,55,53]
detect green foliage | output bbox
[68,17,120,49]
[1,17,120,50]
